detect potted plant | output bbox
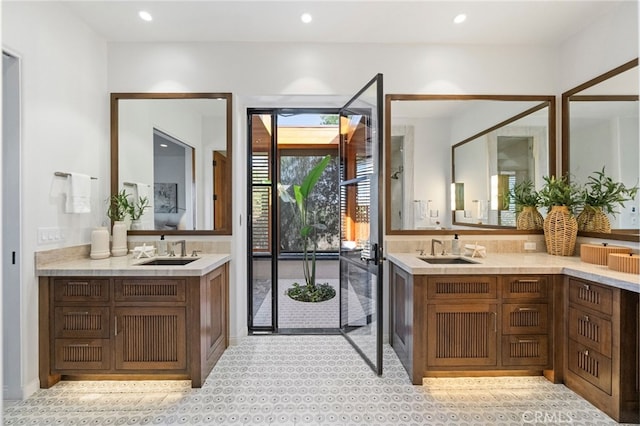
[106,189,130,257]
[538,175,582,256]
[128,195,150,230]
[577,167,638,233]
[510,180,543,230]
[280,155,336,302]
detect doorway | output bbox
[3,50,23,399]
[248,109,340,333]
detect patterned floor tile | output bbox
[4,336,624,425]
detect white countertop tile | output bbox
[386,252,640,293]
[37,253,231,277]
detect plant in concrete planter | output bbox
[107,189,130,222]
[280,155,336,302]
[577,167,638,233]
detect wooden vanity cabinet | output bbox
[389,266,555,385]
[564,277,639,423]
[39,263,228,388]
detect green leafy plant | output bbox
[286,282,336,303]
[510,180,539,211]
[106,189,130,222]
[281,155,335,302]
[581,167,638,216]
[128,196,150,220]
[538,175,582,214]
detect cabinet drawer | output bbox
[53,279,110,303]
[502,276,549,300]
[427,276,497,300]
[501,335,549,366]
[568,306,612,358]
[54,307,110,339]
[568,278,613,316]
[54,339,111,371]
[502,304,548,335]
[568,339,612,395]
[115,279,186,303]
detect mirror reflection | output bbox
[112,93,232,234]
[385,95,555,233]
[563,59,639,238]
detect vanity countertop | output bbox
[387,252,640,293]
[36,253,231,277]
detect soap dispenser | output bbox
[452,234,460,255]
[158,235,167,256]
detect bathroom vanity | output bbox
[388,253,639,423]
[37,254,230,388]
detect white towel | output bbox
[65,173,91,213]
[414,200,426,220]
[134,182,150,201]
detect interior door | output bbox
[339,74,383,375]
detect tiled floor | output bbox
[4,335,624,425]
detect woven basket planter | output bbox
[543,205,578,256]
[577,205,611,233]
[516,206,544,230]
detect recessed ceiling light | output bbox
[301,13,312,24]
[160,143,168,148]
[453,14,466,24]
[138,10,153,22]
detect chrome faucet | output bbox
[171,240,187,257]
[431,239,444,256]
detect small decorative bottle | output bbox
[90,227,110,259]
[452,234,460,255]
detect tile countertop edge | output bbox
[386,252,640,294]
[36,254,231,277]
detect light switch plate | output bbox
[524,241,536,251]
[37,227,65,245]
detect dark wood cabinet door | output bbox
[114,307,187,371]
[426,303,498,367]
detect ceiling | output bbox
[60,0,625,45]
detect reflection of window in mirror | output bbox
[563,59,639,239]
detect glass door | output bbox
[338,74,384,374]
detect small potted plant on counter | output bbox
[577,167,638,233]
[107,189,130,257]
[538,175,582,256]
[510,180,543,230]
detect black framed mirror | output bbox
[111,93,233,235]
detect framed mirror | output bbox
[111,93,233,235]
[385,95,555,235]
[562,58,639,242]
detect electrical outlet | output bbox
[524,241,536,251]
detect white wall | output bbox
[2,2,108,399]
[558,1,638,91]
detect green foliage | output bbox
[293,155,332,289]
[107,189,130,222]
[581,167,638,216]
[319,115,339,125]
[510,180,539,210]
[128,196,150,220]
[286,282,336,303]
[538,175,582,214]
